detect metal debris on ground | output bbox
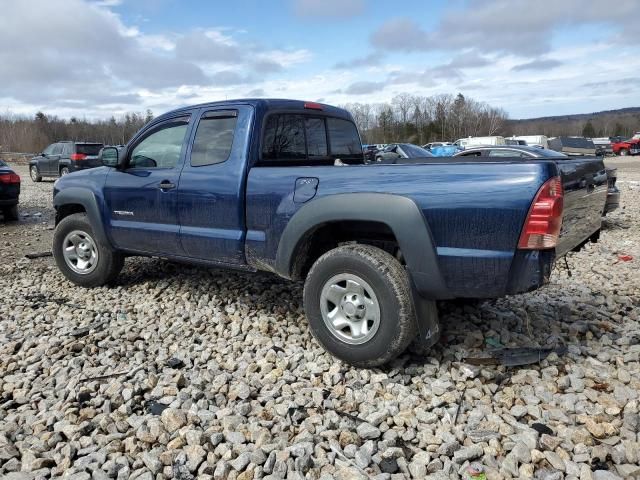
[24,251,53,259]
[531,422,554,435]
[464,345,568,367]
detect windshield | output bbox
[0,160,7,167]
[401,144,434,157]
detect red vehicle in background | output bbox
[612,132,640,156]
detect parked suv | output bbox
[29,141,104,181]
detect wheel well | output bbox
[55,204,86,225]
[291,220,401,280]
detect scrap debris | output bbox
[24,251,53,259]
[464,345,568,367]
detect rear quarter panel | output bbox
[246,161,556,298]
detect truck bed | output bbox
[245,157,606,299]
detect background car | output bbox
[0,159,21,221]
[29,141,104,181]
[362,144,379,163]
[455,145,619,215]
[374,143,434,162]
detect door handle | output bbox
[159,181,176,190]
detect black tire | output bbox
[60,166,70,176]
[619,149,629,156]
[2,204,19,221]
[52,213,124,287]
[303,244,417,367]
[30,165,42,182]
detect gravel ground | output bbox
[0,160,639,480]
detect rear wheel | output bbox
[2,205,18,221]
[53,213,124,287]
[619,149,629,156]
[60,166,70,176]
[303,244,417,367]
[30,165,42,182]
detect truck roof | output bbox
[156,98,354,123]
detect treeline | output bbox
[0,110,153,153]
[507,107,640,139]
[340,93,509,145]
[1,97,638,154]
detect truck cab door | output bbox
[103,114,192,256]
[177,105,253,265]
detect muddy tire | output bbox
[53,213,124,287]
[303,244,417,367]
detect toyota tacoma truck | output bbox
[52,99,608,366]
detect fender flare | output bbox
[53,187,110,247]
[275,193,450,299]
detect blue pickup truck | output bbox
[52,99,607,366]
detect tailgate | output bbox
[555,157,607,256]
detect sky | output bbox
[0,0,639,120]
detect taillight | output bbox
[518,176,563,249]
[70,153,87,160]
[0,173,20,184]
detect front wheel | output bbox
[53,213,124,287]
[303,244,418,367]
[60,166,70,176]
[30,165,42,182]
[619,149,629,156]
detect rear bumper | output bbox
[505,249,555,296]
[0,197,19,206]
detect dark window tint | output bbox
[0,160,7,167]
[191,111,237,167]
[327,118,362,162]
[76,144,103,156]
[262,115,306,161]
[305,117,327,158]
[130,120,189,169]
[51,144,63,155]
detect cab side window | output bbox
[129,119,189,169]
[191,111,238,167]
[51,144,63,155]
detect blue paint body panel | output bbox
[52,99,607,300]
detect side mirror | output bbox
[101,147,120,167]
[41,152,47,157]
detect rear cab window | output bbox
[261,113,363,166]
